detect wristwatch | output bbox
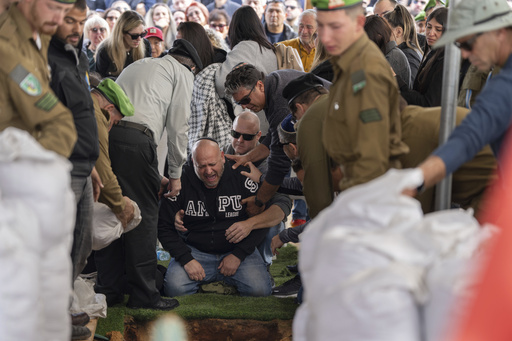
[254,195,264,207]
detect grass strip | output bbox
[96,244,298,336]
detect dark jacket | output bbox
[397,41,422,84]
[159,159,267,266]
[95,38,152,78]
[265,23,297,44]
[48,36,99,177]
[262,69,330,186]
[398,48,445,107]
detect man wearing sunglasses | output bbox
[409,0,512,194]
[225,64,330,217]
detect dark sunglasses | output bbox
[235,83,256,106]
[91,27,107,33]
[124,30,147,40]
[454,33,482,52]
[210,23,227,29]
[230,130,258,141]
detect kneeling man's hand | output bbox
[218,254,241,277]
[184,259,206,281]
[225,220,253,243]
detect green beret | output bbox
[311,0,362,11]
[96,79,134,117]
[415,10,426,21]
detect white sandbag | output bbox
[307,264,424,341]
[70,277,107,318]
[0,196,40,341]
[295,169,426,341]
[0,127,75,341]
[92,201,142,250]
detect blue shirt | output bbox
[434,54,512,174]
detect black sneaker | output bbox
[71,325,92,340]
[286,264,299,274]
[272,274,301,298]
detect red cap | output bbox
[146,27,164,41]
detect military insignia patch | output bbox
[359,109,382,123]
[351,70,366,94]
[35,93,59,111]
[9,64,42,96]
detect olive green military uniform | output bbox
[0,4,76,157]
[323,33,409,191]
[92,96,125,214]
[400,105,496,215]
[457,64,501,109]
[296,94,334,219]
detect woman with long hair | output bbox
[364,15,412,88]
[215,5,278,99]
[95,10,151,78]
[103,7,121,32]
[310,40,334,82]
[145,3,177,49]
[84,15,110,71]
[384,4,423,81]
[398,7,448,107]
[177,21,218,69]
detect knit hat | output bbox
[434,0,512,48]
[95,79,134,117]
[311,0,363,11]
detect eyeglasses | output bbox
[210,23,227,29]
[230,130,258,141]
[454,33,482,52]
[91,27,107,33]
[124,30,147,40]
[235,83,256,106]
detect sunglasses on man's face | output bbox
[91,27,107,33]
[230,130,258,141]
[235,83,256,106]
[454,33,482,52]
[125,30,147,40]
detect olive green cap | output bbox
[96,79,134,117]
[424,0,445,11]
[311,0,363,11]
[415,10,426,21]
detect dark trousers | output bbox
[95,125,161,306]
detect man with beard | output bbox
[0,0,77,155]
[281,10,317,72]
[158,138,291,297]
[47,0,101,339]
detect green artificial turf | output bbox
[95,244,299,337]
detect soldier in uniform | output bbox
[0,0,77,157]
[313,0,409,192]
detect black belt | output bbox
[117,120,153,139]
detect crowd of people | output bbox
[2,0,512,339]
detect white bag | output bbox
[70,277,107,318]
[92,201,142,251]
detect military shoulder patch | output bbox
[359,109,382,123]
[35,93,59,112]
[9,64,42,96]
[351,69,366,94]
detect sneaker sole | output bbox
[272,293,298,298]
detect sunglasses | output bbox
[91,27,107,33]
[454,33,482,52]
[231,130,258,141]
[124,30,147,40]
[210,23,227,29]
[235,83,256,106]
